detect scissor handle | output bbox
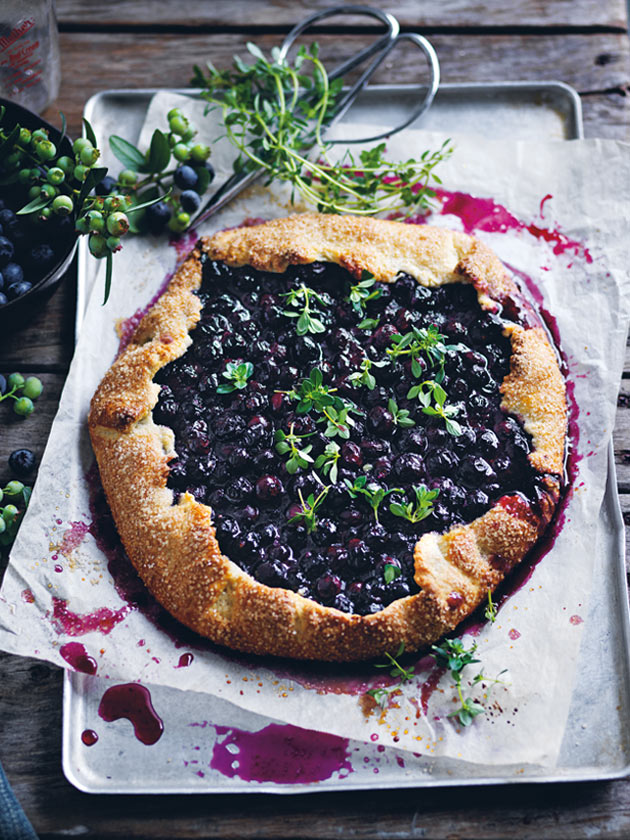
[278,6,400,82]
[328,32,440,144]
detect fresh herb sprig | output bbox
[314,441,341,483]
[281,283,328,335]
[194,43,452,217]
[288,485,330,534]
[348,356,389,391]
[388,397,415,429]
[347,272,381,314]
[485,590,498,623]
[367,642,415,708]
[390,484,439,524]
[407,380,462,437]
[344,475,401,524]
[388,324,462,383]
[430,639,483,727]
[281,368,360,439]
[274,424,314,474]
[217,361,254,394]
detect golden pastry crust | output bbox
[89,214,567,661]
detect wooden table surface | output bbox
[1,1,629,837]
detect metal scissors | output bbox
[194,5,440,226]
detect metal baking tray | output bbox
[64,82,630,793]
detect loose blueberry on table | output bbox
[153,258,538,617]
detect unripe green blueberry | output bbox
[106,211,129,237]
[118,169,138,186]
[80,145,100,166]
[18,168,32,185]
[75,216,90,234]
[23,377,43,399]
[52,195,73,216]
[167,107,184,121]
[0,517,5,535]
[168,211,190,233]
[2,505,18,523]
[168,115,189,136]
[86,210,105,233]
[0,488,3,504]
[28,185,40,200]
[103,195,124,213]
[14,397,34,417]
[6,150,23,168]
[19,127,31,145]
[106,235,122,252]
[40,183,58,199]
[72,137,92,156]
[31,128,48,144]
[4,480,24,496]
[35,140,57,161]
[172,143,191,162]
[7,373,25,390]
[88,234,107,258]
[73,165,89,182]
[38,207,52,221]
[181,126,196,143]
[190,143,210,164]
[168,134,177,148]
[47,167,65,185]
[30,167,41,180]
[57,155,74,174]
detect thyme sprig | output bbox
[194,43,452,217]
[217,361,254,394]
[388,397,415,429]
[274,424,314,474]
[431,639,483,727]
[347,272,381,314]
[288,485,330,534]
[407,380,462,437]
[314,441,341,483]
[281,283,328,335]
[375,642,416,682]
[343,475,402,524]
[485,590,498,623]
[281,369,360,439]
[348,356,389,391]
[390,484,439,524]
[388,324,462,383]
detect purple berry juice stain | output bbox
[50,596,131,636]
[98,683,164,745]
[81,729,98,747]
[60,641,97,675]
[208,722,352,783]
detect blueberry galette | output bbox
[89,214,566,661]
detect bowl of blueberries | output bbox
[0,97,79,330]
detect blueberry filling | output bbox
[153,258,538,616]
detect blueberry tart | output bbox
[89,214,566,661]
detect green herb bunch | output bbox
[193,42,451,217]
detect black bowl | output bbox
[0,97,79,332]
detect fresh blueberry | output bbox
[6,280,32,300]
[30,243,55,269]
[180,190,201,213]
[145,201,172,234]
[8,448,36,476]
[95,175,116,196]
[3,263,23,285]
[173,165,199,192]
[0,236,14,267]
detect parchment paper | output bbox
[0,92,628,767]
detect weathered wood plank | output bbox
[46,32,630,140]
[0,272,75,372]
[582,91,630,140]
[0,373,66,491]
[55,0,629,31]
